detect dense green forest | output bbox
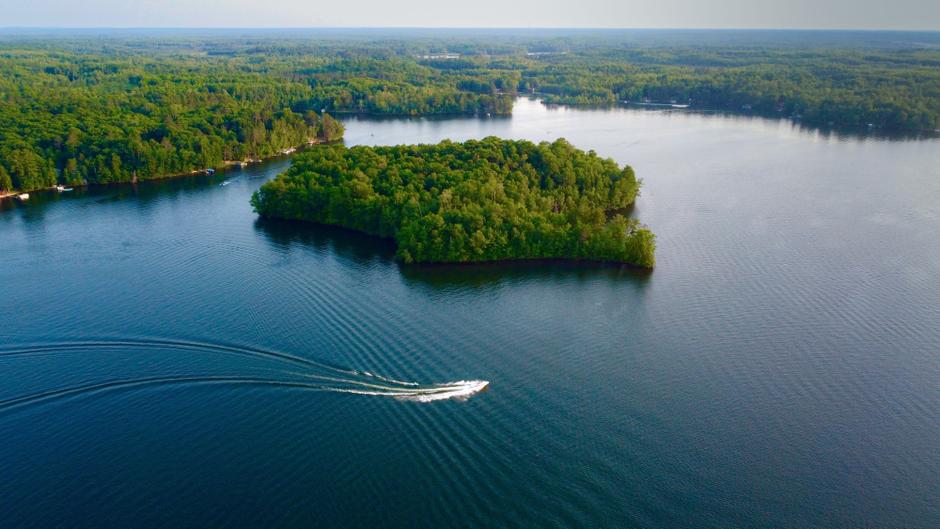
[0,50,345,193]
[1,30,938,193]
[528,49,940,130]
[251,137,656,267]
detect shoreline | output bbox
[329,109,512,119]
[342,95,938,136]
[257,216,654,270]
[0,138,335,200]
[531,95,939,135]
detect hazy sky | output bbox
[2,0,939,30]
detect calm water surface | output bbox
[2,99,939,528]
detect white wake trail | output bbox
[330,380,490,402]
[287,370,489,402]
[356,370,420,387]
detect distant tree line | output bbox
[2,34,938,193]
[527,55,940,130]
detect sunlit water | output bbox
[2,99,939,528]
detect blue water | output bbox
[2,99,939,527]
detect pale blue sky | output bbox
[2,0,939,30]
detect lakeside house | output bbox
[526,51,568,57]
[418,53,460,60]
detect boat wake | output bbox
[0,338,489,414]
[295,374,489,402]
[381,380,489,402]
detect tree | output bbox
[318,113,344,142]
[0,165,12,192]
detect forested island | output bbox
[1,29,938,194]
[251,137,656,267]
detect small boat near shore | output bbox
[17,193,29,200]
[626,100,690,109]
[54,185,73,192]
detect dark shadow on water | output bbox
[253,217,398,266]
[0,197,47,224]
[399,259,653,292]
[91,169,255,209]
[245,139,652,293]
[254,217,652,292]
[621,105,940,142]
[0,158,294,228]
[255,218,653,291]
[0,172,230,219]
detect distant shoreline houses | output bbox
[418,53,460,60]
[525,51,568,57]
[417,51,569,59]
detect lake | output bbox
[2,98,939,528]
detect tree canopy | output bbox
[0,50,343,193]
[2,31,937,193]
[251,138,655,267]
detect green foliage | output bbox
[251,138,655,267]
[306,76,513,116]
[2,32,937,192]
[0,51,343,192]
[528,54,940,130]
[318,113,345,142]
[5,148,57,191]
[0,164,13,192]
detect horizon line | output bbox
[1,26,939,32]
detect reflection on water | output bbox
[0,160,290,216]
[400,259,652,292]
[254,216,652,292]
[623,107,940,142]
[341,98,939,145]
[254,217,397,266]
